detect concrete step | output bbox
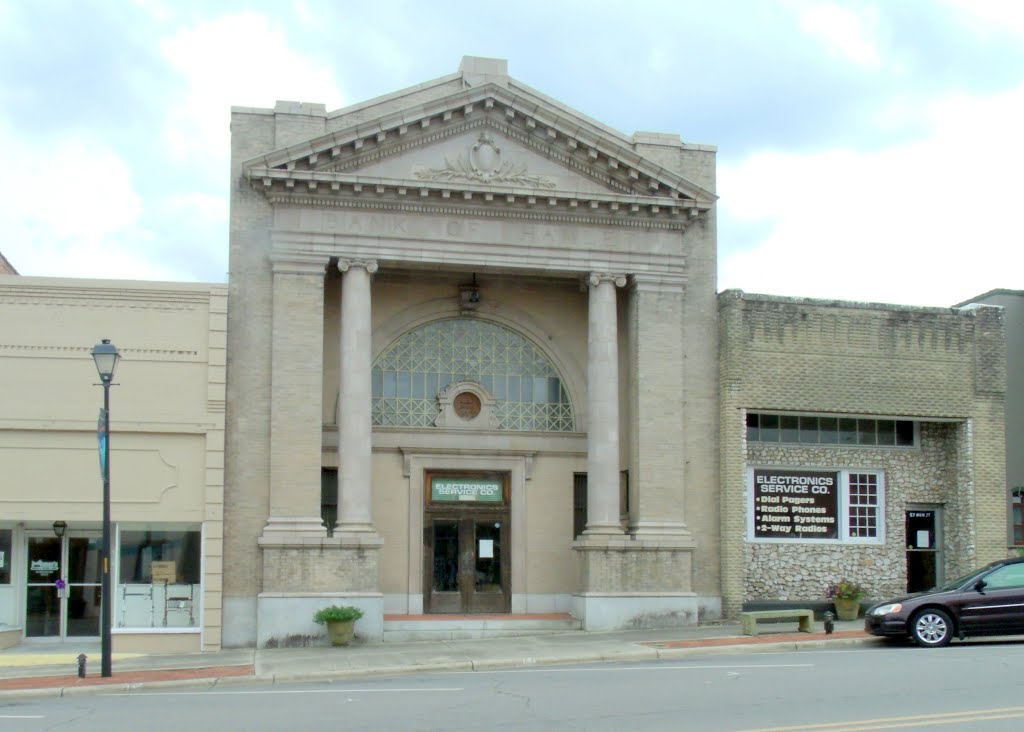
[383,613,581,642]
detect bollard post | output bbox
[823,611,835,635]
[77,653,87,678]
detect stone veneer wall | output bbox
[744,423,971,602]
[719,291,1006,617]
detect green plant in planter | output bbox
[313,605,365,624]
[313,605,364,646]
[826,579,865,621]
[825,580,864,601]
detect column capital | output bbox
[338,259,379,274]
[588,272,627,288]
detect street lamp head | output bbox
[91,339,120,382]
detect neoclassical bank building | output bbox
[0,56,1008,652]
[226,56,719,646]
[222,56,1006,647]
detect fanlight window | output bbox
[372,318,574,431]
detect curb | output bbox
[0,635,881,699]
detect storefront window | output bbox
[117,528,200,629]
[747,413,916,448]
[0,529,11,585]
[749,468,885,544]
[1013,490,1024,545]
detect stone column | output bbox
[260,258,328,539]
[336,259,379,535]
[584,272,627,535]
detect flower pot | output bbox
[326,619,356,646]
[833,597,861,621]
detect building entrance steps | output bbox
[383,613,581,641]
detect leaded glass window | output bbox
[372,319,574,431]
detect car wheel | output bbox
[910,609,953,647]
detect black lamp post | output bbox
[91,338,119,678]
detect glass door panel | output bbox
[432,522,459,592]
[25,533,103,639]
[25,586,60,637]
[66,537,101,637]
[426,520,462,613]
[468,518,509,613]
[473,522,501,592]
[26,537,62,637]
[906,509,942,593]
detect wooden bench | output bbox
[741,609,814,636]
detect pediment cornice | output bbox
[244,84,716,228]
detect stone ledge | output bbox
[0,627,22,650]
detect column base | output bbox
[261,541,382,593]
[258,516,328,543]
[335,521,379,535]
[257,592,383,647]
[573,539,694,594]
[628,521,694,542]
[571,592,698,631]
[581,523,626,537]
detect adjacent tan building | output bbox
[0,275,226,652]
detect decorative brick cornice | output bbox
[263,194,694,231]
[0,344,199,360]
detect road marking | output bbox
[0,716,44,719]
[455,663,814,674]
[109,687,463,697]
[733,705,1024,731]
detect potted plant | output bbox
[826,579,865,621]
[313,605,364,646]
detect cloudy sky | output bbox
[1,0,1021,306]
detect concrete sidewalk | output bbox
[0,619,876,698]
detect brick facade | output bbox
[719,291,1006,617]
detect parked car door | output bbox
[959,563,1024,636]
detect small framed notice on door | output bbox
[478,539,494,559]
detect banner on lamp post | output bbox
[97,407,107,475]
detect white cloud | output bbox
[718,84,1024,306]
[159,11,344,164]
[944,0,1024,35]
[798,2,882,68]
[0,123,180,280]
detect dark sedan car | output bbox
[866,557,1024,647]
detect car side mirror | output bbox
[974,579,987,593]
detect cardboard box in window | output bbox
[151,561,177,584]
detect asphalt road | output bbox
[4,639,1024,731]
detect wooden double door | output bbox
[424,511,510,614]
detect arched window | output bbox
[371,318,574,431]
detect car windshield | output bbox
[936,562,1002,591]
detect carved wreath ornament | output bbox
[415,132,555,189]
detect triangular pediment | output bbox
[244,82,715,225]
[339,128,615,196]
